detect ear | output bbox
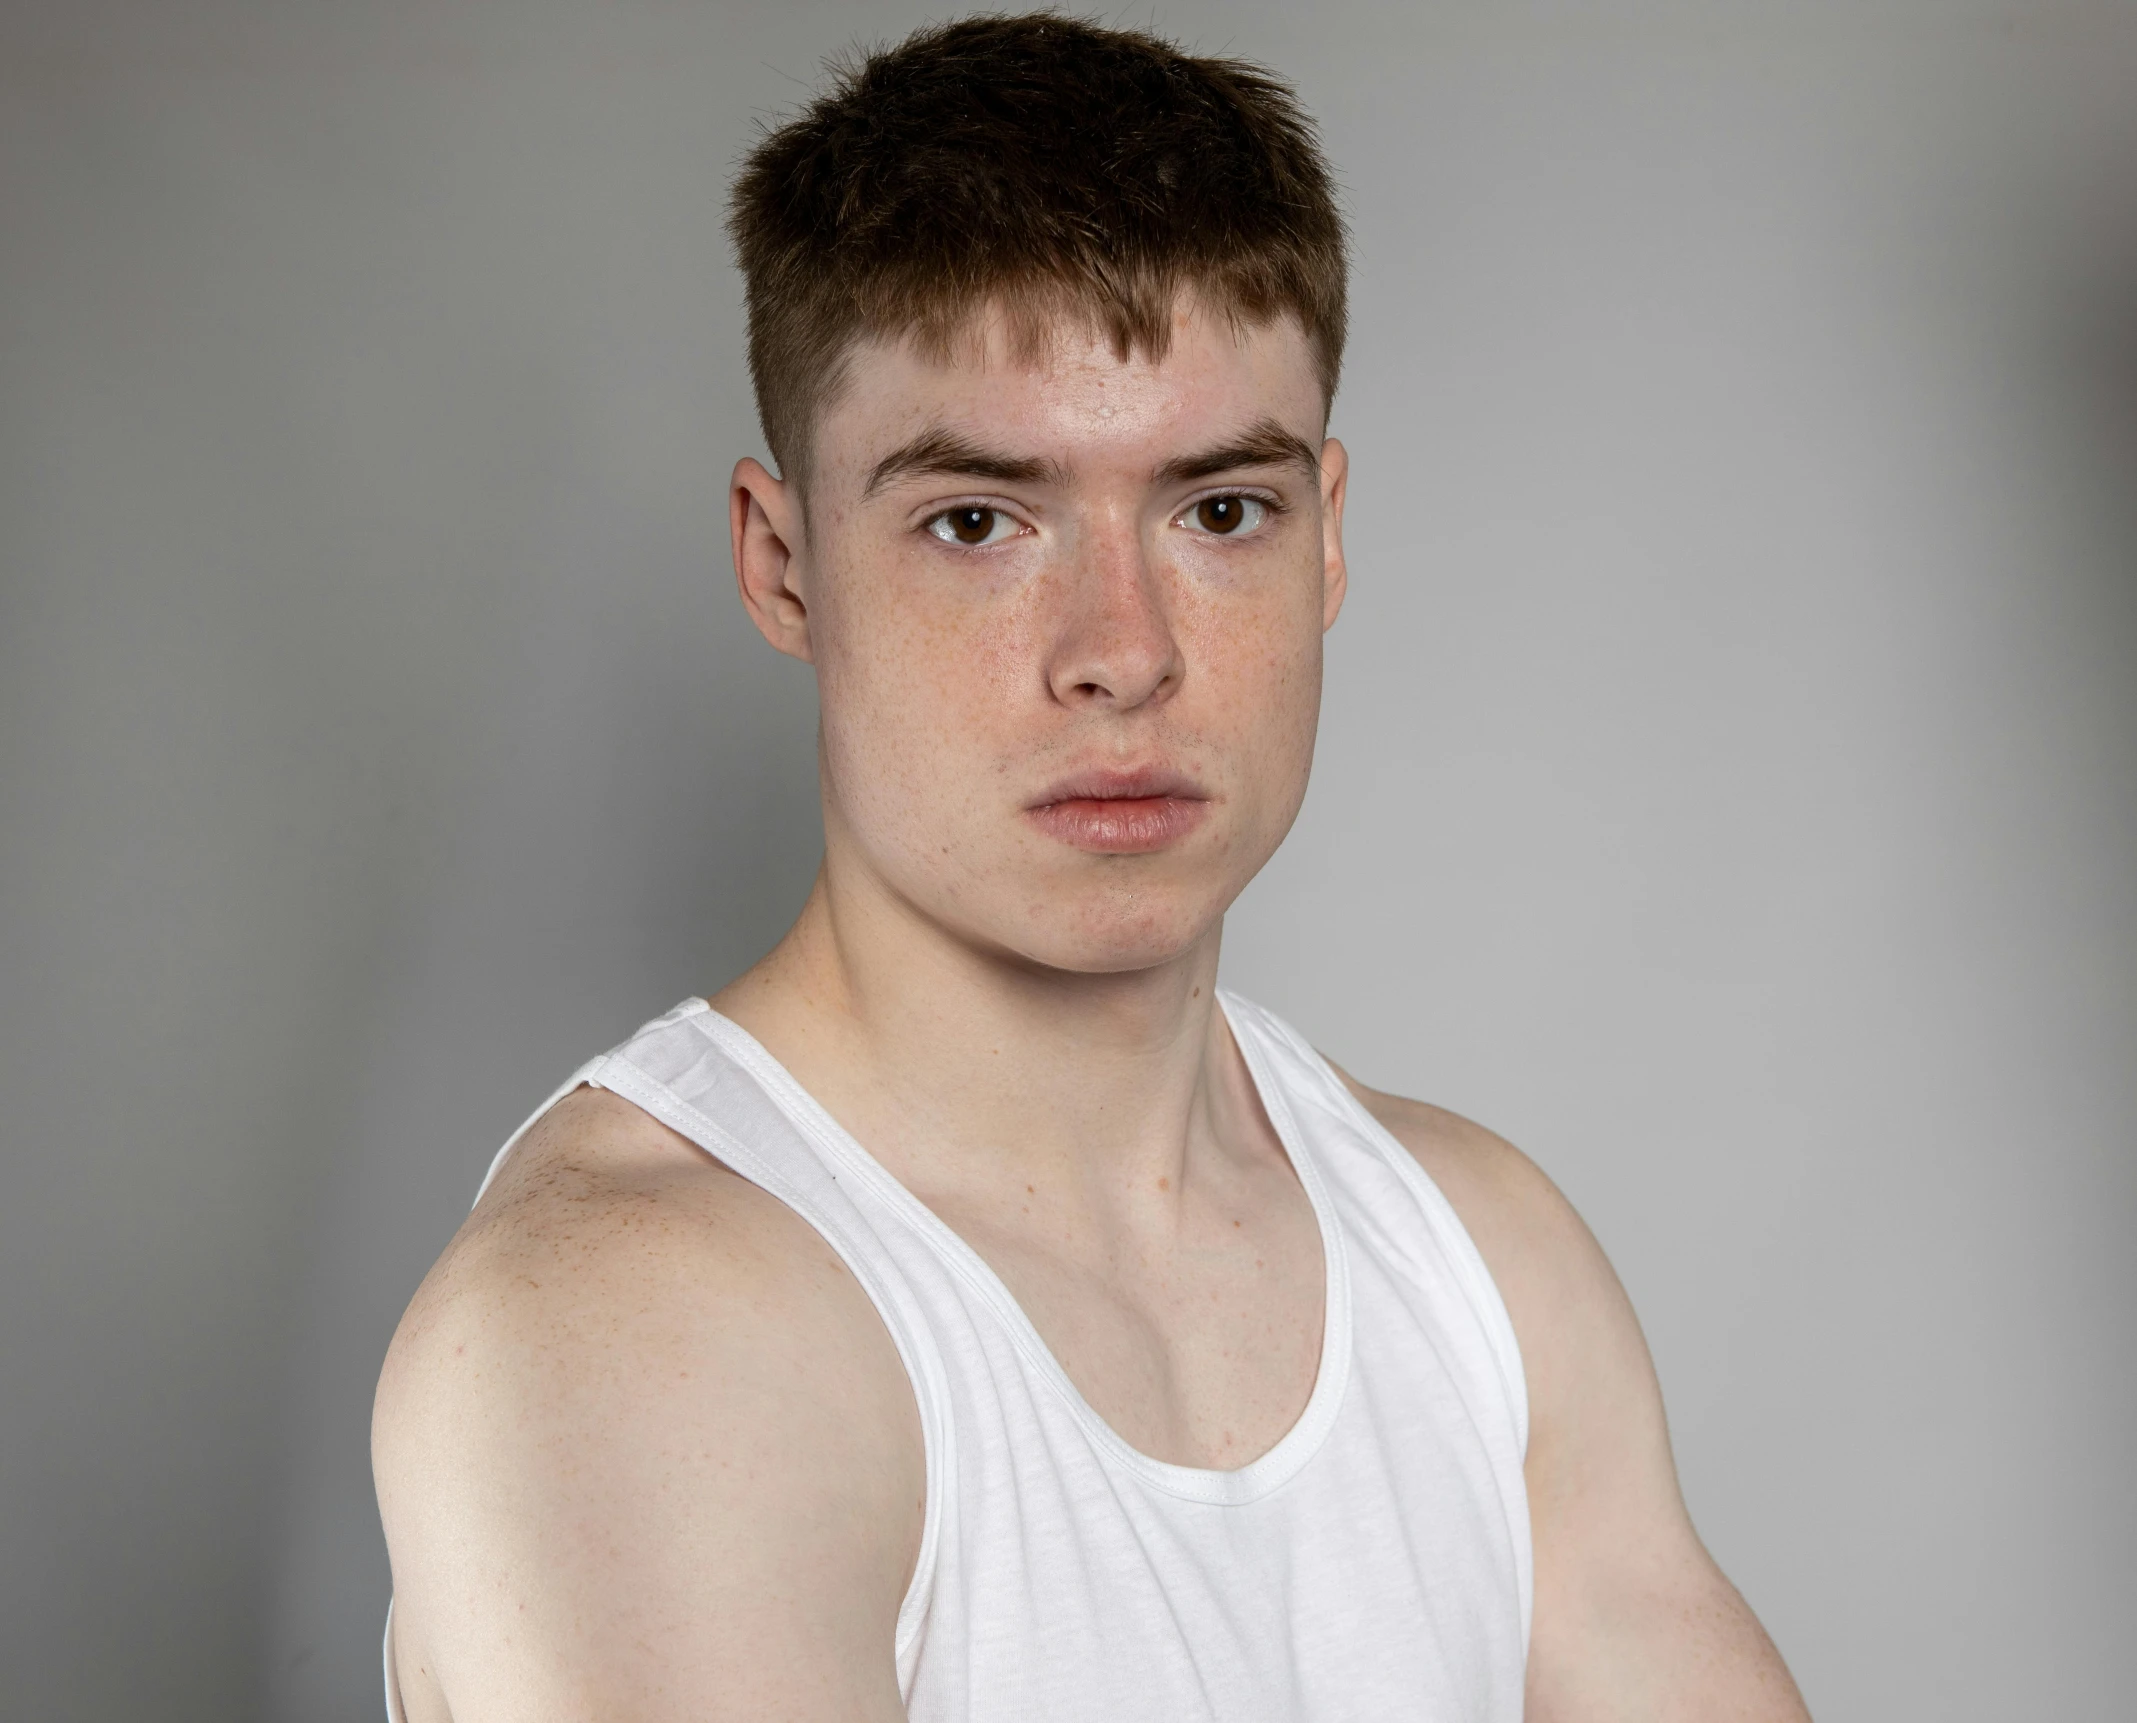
[730,456,815,662]
[1317,436,1350,632]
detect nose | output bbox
[1043,515,1184,711]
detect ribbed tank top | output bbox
[385,990,1532,1721]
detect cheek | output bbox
[811,564,1038,818]
[1177,573,1327,763]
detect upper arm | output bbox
[372,1090,922,1723]
[1336,1073,1810,1723]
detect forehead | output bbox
[816,301,1324,487]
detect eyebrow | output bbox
[859,414,1322,500]
[862,428,1070,498]
[1151,417,1322,486]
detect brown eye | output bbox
[1190,495,1265,535]
[928,506,1011,546]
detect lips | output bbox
[1025,766,1210,854]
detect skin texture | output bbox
[372,300,1810,1721]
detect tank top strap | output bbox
[1217,986,1530,1466]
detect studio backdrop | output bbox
[1,2,2132,1719]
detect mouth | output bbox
[1025,766,1211,855]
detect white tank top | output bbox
[385,990,1532,1721]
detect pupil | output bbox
[954,508,992,544]
[1199,497,1242,533]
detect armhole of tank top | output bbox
[1276,1022,1539,1661]
[1333,1075,1530,1461]
[1238,1005,1531,1466]
[381,1597,407,1723]
[581,1051,950,1672]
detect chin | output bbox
[995,879,1231,977]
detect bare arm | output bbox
[372,1089,922,1722]
[1338,1075,1811,1723]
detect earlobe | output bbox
[1319,437,1350,631]
[730,456,815,664]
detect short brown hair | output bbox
[728,12,1348,484]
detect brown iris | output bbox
[947,507,997,544]
[1195,496,1250,534]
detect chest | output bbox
[920,1161,1327,1470]
[894,1220,1534,1723]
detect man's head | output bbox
[727,15,1351,978]
[728,12,1347,489]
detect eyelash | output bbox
[919,490,1289,548]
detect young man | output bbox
[373,16,1811,1721]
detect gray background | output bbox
[3,1,2132,1717]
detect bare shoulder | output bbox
[379,1084,903,1394]
[375,1085,921,1493]
[373,1086,919,1722]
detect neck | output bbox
[712,846,1234,1196]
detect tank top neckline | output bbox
[679,989,1356,1506]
